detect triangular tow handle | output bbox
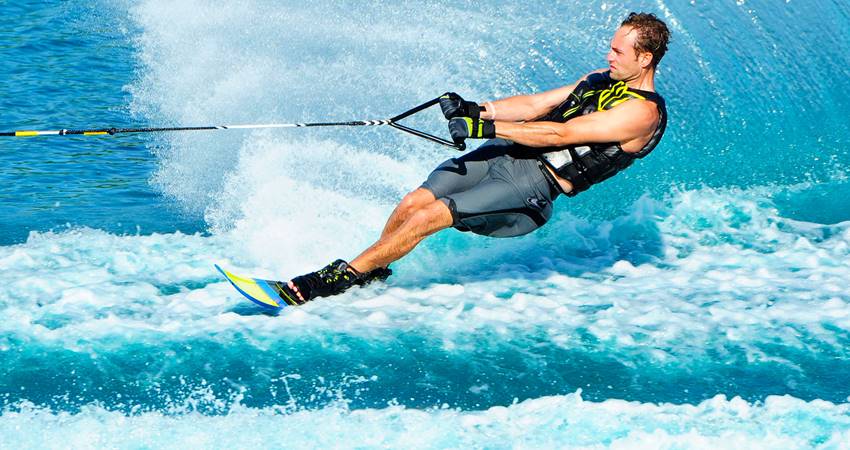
[0,96,465,151]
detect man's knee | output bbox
[408,199,453,230]
[398,188,436,215]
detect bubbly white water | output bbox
[4,185,849,350]
[3,392,850,450]
[4,0,850,447]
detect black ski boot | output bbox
[355,266,392,287]
[277,259,364,305]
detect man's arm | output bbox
[478,85,576,122]
[493,99,659,152]
[478,70,605,122]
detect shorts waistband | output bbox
[536,159,564,197]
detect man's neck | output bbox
[625,68,656,92]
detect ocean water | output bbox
[2,0,850,448]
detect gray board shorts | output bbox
[420,138,561,238]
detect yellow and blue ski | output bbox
[215,264,298,310]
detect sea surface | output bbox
[2,0,850,448]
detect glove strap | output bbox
[467,102,481,119]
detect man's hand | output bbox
[448,117,495,146]
[440,92,481,119]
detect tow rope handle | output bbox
[386,96,466,151]
[0,96,466,151]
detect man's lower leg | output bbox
[285,199,453,303]
[350,200,453,273]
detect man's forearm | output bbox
[479,95,541,122]
[494,121,570,147]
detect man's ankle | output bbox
[345,265,363,277]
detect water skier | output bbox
[281,12,670,304]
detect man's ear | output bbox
[639,51,654,69]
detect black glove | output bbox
[448,117,495,146]
[439,92,481,119]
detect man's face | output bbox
[607,26,651,81]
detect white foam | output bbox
[6,0,850,445]
[2,184,848,369]
[1,392,848,449]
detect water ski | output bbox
[214,264,297,310]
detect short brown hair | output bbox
[621,12,670,68]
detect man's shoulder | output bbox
[608,97,661,131]
[576,69,610,85]
[558,69,609,89]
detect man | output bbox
[280,12,670,304]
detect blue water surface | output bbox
[2,1,850,448]
[0,0,204,245]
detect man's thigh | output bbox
[439,159,555,238]
[420,155,490,199]
[419,139,517,198]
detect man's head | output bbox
[607,12,670,81]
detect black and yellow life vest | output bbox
[537,71,667,196]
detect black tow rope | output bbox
[0,96,466,151]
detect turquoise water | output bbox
[0,1,202,244]
[2,0,850,448]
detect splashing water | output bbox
[2,0,850,447]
